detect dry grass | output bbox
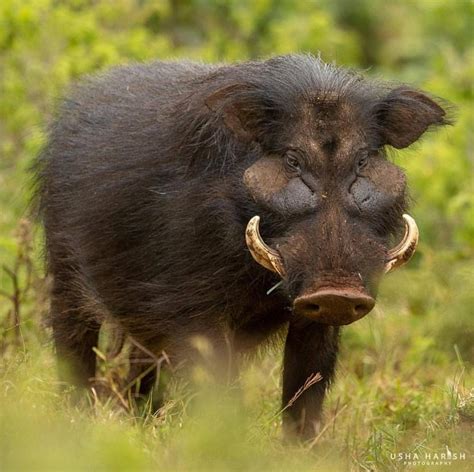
[0,219,472,471]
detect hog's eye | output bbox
[285,152,301,172]
[357,154,369,172]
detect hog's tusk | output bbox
[385,214,419,273]
[245,216,285,277]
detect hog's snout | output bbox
[293,288,375,325]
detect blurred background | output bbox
[0,1,472,471]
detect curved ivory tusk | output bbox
[245,216,285,277]
[385,214,419,273]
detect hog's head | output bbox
[206,56,448,325]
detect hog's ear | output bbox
[205,84,263,142]
[376,87,448,149]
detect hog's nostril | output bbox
[355,304,366,314]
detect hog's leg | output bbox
[180,330,239,385]
[51,300,100,393]
[125,342,165,410]
[282,318,339,440]
[157,324,240,388]
[122,324,239,410]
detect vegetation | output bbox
[0,1,472,470]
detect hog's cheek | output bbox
[269,178,318,215]
[243,157,288,203]
[244,157,318,214]
[351,158,406,214]
[351,178,391,213]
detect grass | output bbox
[0,225,472,471]
[1,0,472,469]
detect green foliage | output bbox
[0,0,472,470]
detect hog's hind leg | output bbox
[50,289,101,394]
[125,342,161,407]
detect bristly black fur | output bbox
[32,54,450,440]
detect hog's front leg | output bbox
[282,318,340,440]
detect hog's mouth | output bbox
[245,214,419,325]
